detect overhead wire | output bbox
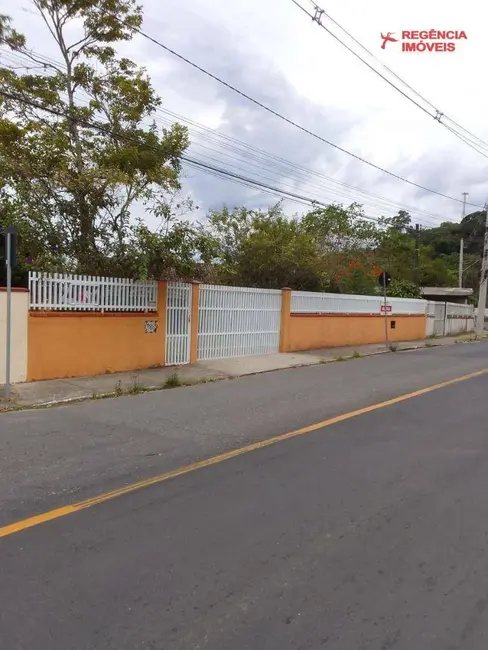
[294,0,488,158]
[155,107,448,224]
[0,48,451,225]
[157,112,442,226]
[0,54,365,216]
[105,15,483,209]
[6,6,486,208]
[3,86,453,227]
[301,0,488,151]
[0,88,379,220]
[291,0,433,119]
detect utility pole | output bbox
[459,192,468,287]
[459,238,464,287]
[4,226,17,400]
[414,223,420,285]
[476,204,488,337]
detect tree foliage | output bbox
[0,6,481,294]
[388,279,422,299]
[202,205,324,290]
[198,204,480,296]
[0,2,190,276]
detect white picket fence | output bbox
[29,272,158,312]
[291,291,426,315]
[426,301,475,337]
[197,285,282,360]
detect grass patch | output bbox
[387,342,399,352]
[162,372,184,389]
[128,376,145,395]
[351,351,362,359]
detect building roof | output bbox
[420,287,473,297]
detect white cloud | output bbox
[3,0,487,227]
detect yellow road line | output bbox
[1,368,487,539]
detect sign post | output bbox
[4,226,17,400]
[378,271,392,347]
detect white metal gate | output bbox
[166,283,191,365]
[426,301,447,337]
[433,302,446,336]
[197,285,282,361]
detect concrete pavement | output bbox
[2,333,475,408]
[2,345,488,648]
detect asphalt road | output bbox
[2,343,488,649]
[2,342,488,524]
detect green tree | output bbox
[236,215,324,290]
[301,203,379,286]
[419,248,457,286]
[419,221,462,256]
[0,2,189,276]
[203,204,325,289]
[336,261,377,295]
[375,212,416,283]
[388,279,421,299]
[202,205,257,282]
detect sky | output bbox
[2,0,488,230]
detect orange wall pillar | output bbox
[280,288,292,352]
[189,281,200,364]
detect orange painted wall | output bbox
[285,313,426,352]
[27,283,167,381]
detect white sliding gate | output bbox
[197,285,282,361]
[166,283,192,365]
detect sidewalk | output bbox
[1,334,480,409]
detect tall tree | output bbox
[300,203,379,288]
[0,1,189,275]
[375,212,416,283]
[203,204,325,290]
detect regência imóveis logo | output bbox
[380,30,467,52]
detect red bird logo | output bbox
[381,32,398,49]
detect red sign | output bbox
[380,30,467,53]
[381,305,392,314]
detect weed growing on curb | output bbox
[163,372,183,389]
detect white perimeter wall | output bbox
[0,290,28,384]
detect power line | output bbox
[0,88,377,219]
[4,11,486,208]
[185,157,345,213]
[0,48,452,225]
[156,109,446,226]
[0,63,445,225]
[294,0,488,159]
[291,0,433,119]
[20,5,488,158]
[303,0,488,152]
[110,18,482,209]
[3,88,448,228]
